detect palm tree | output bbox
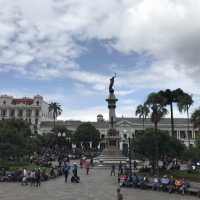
[177,93,193,146]
[48,102,62,130]
[135,104,150,132]
[145,92,168,175]
[158,88,185,136]
[150,104,168,131]
[191,108,200,130]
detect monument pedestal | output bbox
[95,129,127,166]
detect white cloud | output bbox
[1,0,200,81]
[1,0,200,120]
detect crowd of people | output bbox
[120,173,190,194]
[21,168,42,187]
[108,161,192,197]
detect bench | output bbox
[187,187,200,197]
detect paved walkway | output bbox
[0,168,198,200]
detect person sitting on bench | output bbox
[152,175,160,190]
[160,175,170,191]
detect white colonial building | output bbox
[0,95,54,134]
[40,114,198,148]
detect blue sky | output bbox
[1,0,200,121]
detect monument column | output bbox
[106,92,118,129]
[95,75,127,165]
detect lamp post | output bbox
[66,136,71,152]
[57,131,69,149]
[128,137,132,175]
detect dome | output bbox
[97,114,104,122]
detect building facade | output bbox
[40,114,198,148]
[0,95,54,133]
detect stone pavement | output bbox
[0,168,198,200]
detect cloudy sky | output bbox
[1,0,200,121]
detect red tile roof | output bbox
[12,98,34,105]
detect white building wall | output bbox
[0,95,54,134]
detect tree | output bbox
[73,122,100,151]
[0,120,32,160]
[48,102,62,130]
[145,92,168,175]
[135,104,150,132]
[177,92,193,146]
[191,108,200,130]
[134,128,185,172]
[158,88,185,136]
[145,92,167,131]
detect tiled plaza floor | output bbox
[0,168,198,200]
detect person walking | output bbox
[21,168,28,186]
[111,164,116,176]
[30,170,36,186]
[64,162,70,183]
[80,158,83,169]
[118,162,123,175]
[117,188,123,200]
[85,160,90,175]
[35,168,41,187]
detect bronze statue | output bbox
[109,73,116,93]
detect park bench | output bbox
[187,187,200,197]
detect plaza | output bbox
[0,169,198,200]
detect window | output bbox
[35,118,38,125]
[1,109,6,117]
[18,110,23,117]
[35,109,39,117]
[101,134,105,139]
[123,134,127,139]
[10,110,15,118]
[3,100,6,105]
[36,101,39,106]
[188,131,192,139]
[180,131,186,139]
[26,109,32,117]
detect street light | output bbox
[66,136,71,152]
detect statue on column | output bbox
[109,73,116,94]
